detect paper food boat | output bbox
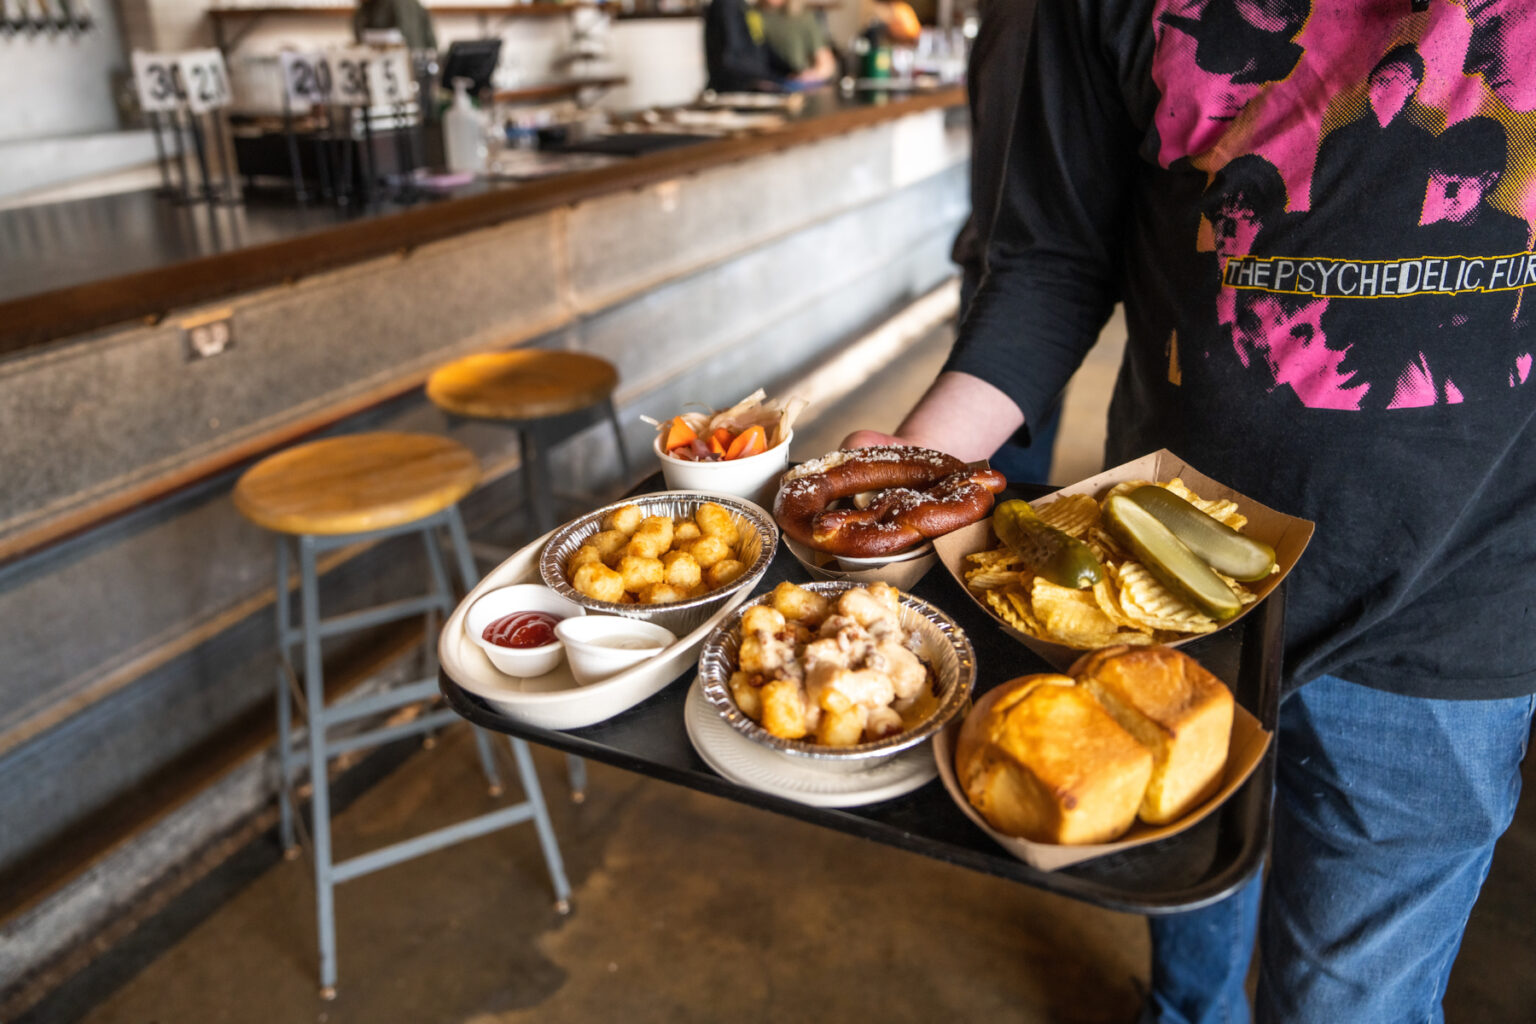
[931,449,1314,672]
[933,699,1270,871]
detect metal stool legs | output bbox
[603,396,633,483]
[567,754,588,803]
[513,398,636,537]
[272,506,571,998]
[443,491,590,806]
[421,522,504,795]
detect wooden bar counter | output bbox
[0,87,964,356]
[0,83,972,987]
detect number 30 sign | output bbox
[132,50,231,114]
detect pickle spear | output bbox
[1103,495,1241,620]
[993,499,1103,589]
[1127,485,1276,581]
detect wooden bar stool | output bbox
[428,350,624,806]
[426,349,633,538]
[234,431,571,999]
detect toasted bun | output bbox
[1069,645,1234,825]
[954,674,1152,845]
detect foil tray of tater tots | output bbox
[539,492,779,636]
[696,580,977,770]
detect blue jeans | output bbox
[1144,675,1535,1024]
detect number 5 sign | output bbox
[367,48,413,105]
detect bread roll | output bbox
[954,674,1153,845]
[1070,645,1233,825]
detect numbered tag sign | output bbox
[132,51,185,114]
[366,47,413,105]
[327,48,373,106]
[179,49,232,113]
[279,52,333,107]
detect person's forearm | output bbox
[803,46,837,82]
[843,371,1024,460]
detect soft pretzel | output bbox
[774,446,1007,557]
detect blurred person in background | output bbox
[758,0,839,85]
[705,0,782,92]
[354,0,435,50]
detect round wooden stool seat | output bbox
[426,350,619,422]
[234,432,481,536]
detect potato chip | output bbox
[966,567,1029,590]
[1032,579,1122,645]
[985,587,1039,635]
[1087,526,1129,562]
[1115,562,1219,634]
[1102,480,1154,502]
[1002,589,1042,632]
[1093,576,1152,633]
[1035,493,1101,538]
[965,547,1025,571]
[1213,570,1259,605]
[1161,478,1246,529]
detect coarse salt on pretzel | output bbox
[774,445,1007,557]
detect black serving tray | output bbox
[440,483,1281,914]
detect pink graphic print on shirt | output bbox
[1151,0,1536,410]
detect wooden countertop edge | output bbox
[0,88,964,358]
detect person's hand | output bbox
[840,429,906,449]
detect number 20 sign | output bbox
[279,52,334,107]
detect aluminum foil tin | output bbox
[697,580,977,769]
[539,491,779,636]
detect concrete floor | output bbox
[30,313,1536,1022]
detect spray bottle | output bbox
[443,77,486,174]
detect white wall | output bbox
[0,9,130,144]
[600,17,704,112]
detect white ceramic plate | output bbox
[683,678,937,807]
[440,529,755,730]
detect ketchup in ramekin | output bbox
[482,610,561,649]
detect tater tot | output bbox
[639,582,688,604]
[742,605,787,637]
[728,671,764,722]
[694,502,740,545]
[572,562,625,603]
[686,534,733,570]
[816,703,868,747]
[760,678,810,739]
[770,581,828,624]
[673,521,702,544]
[706,559,746,589]
[617,554,665,592]
[587,529,630,565]
[662,550,702,589]
[602,504,645,535]
[567,545,603,573]
[624,516,674,559]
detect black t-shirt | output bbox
[947,0,1536,699]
